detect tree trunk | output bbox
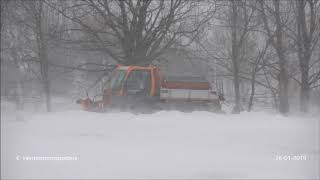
[248,73,256,111]
[43,77,51,112]
[37,0,51,112]
[232,61,241,113]
[231,0,241,113]
[296,0,312,112]
[40,31,51,112]
[298,44,311,112]
[14,76,24,111]
[40,26,51,112]
[11,47,24,111]
[274,0,289,114]
[300,70,310,112]
[278,65,289,114]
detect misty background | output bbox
[1,0,319,114]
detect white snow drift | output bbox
[1,109,319,179]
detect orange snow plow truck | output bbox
[76,65,224,112]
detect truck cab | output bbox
[107,65,161,97]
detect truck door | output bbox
[125,70,151,97]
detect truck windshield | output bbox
[110,70,126,90]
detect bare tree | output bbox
[247,40,270,111]
[1,0,29,111]
[294,0,320,112]
[230,0,241,113]
[23,0,51,111]
[4,0,53,112]
[196,0,276,113]
[46,0,216,66]
[259,0,290,114]
[227,0,258,113]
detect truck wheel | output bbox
[129,97,160,114]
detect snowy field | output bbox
[1,106,320,179]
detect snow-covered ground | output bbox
[1,107,319,179]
